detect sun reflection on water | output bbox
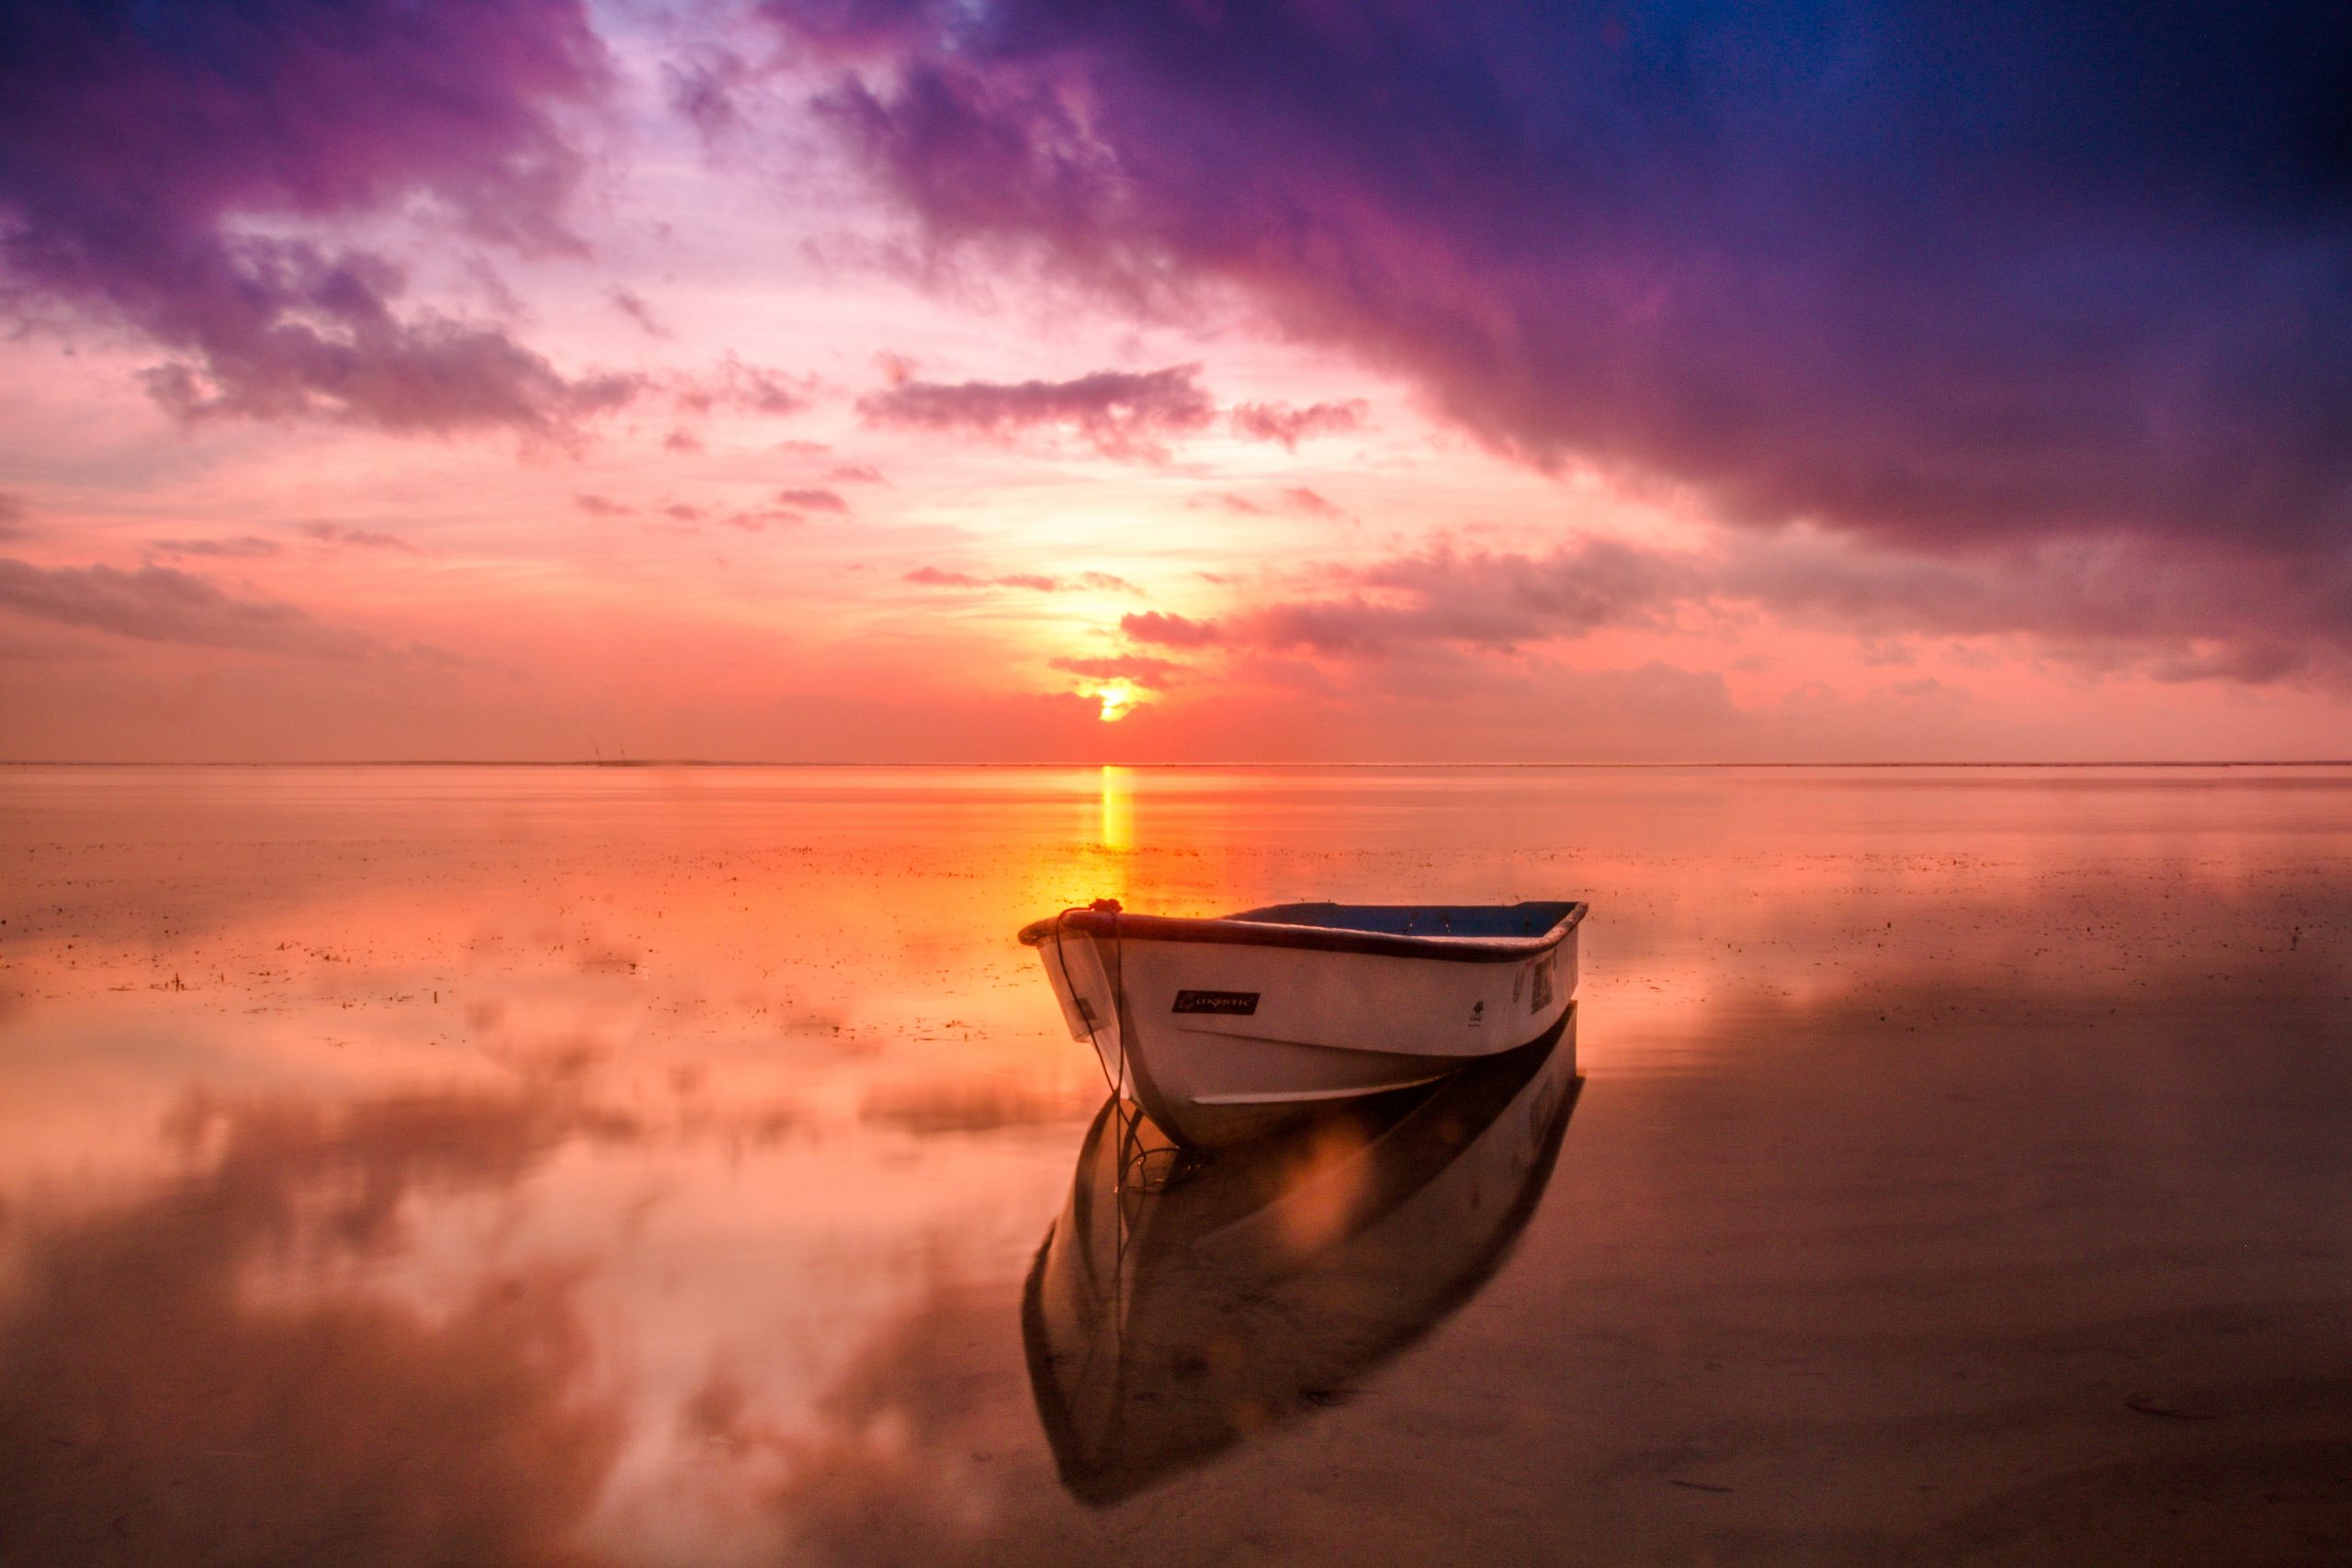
[1097,765,1134,852]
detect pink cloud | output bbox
[0,559,385,660]
[608,287,666,336]
[1120,610,1222,648]
[149,536,282,559]
[905,567,1140,593]
[775,0,2352,677]
[672,355,813,417]
[1280,488,1347,521]
[775,488,851,514]
[0,0,626,435]
[299,523,420,554]
[858,365,1214,460]
[1229,399,1368,449]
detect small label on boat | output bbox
[1172,989,1260,1016]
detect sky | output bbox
[2,0,2348,762]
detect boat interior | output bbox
[1225,901,1583,937]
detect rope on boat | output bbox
[1052,898,1185,1194]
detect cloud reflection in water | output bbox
[0,1088,630,1566]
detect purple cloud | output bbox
[722,507,804,530]
[775,488,851,514]
[150,536,283,558]
[1280,488,1347,521]
[1193,489,1346,520]
[905,566,1140,593]
[858,364,1214,459]
[573,494,634,517]
[771,0,2352,651]
[0,559,381,659]
[608,287,667,336]
[1230,539,1692,657]
[0,0,627,435]
[1120,610,1222,648]
[1118,529,2352,686]
[1714,530,2352,686]
[673,355,813,417]
[299,523,419,554]
[1230,399,1368,449]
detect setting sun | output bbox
[1095,682,1141,722]
[2,3,2348,1561]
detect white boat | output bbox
[1022,1018,1581,1502]
[1017,898,1586,1147]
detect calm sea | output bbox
[2,765,2346,1563]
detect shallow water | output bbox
[1,764,2347,1565]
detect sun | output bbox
[1095,682,1140,722]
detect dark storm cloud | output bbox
[0,558,381,659]
[0,0,631,434]
[857,364,1215,459]
[770,3,2352,581]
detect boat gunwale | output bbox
[1016,900,1585,964]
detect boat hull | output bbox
[1025,904,1580,1147]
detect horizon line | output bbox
[5,759,2351,771]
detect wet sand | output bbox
[0,764,2346,1564]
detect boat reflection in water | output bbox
[1022,1004,1581,1505]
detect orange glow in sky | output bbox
[0,6,2345,763]
[1096,683,1141,723]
